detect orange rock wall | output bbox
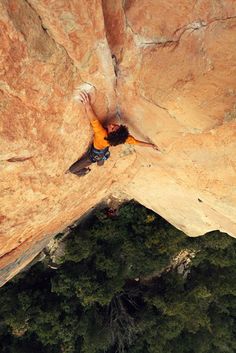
[0,0,236,285]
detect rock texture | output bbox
[0,0,236,285]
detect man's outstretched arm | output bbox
[77,91,107,139]
[78,91,98,122]
[136,140,159,149]
[126,136,160,151]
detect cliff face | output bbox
[1,0,236,285]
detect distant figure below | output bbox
[68,91,160,176]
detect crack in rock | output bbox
[120,6,236,49]
[173,15,236,42]
[26,0,88,86]
[25,0,69,55]
[24,0,49,33]
[154,15,236,48]
[140,94,176,121]
[6,156,33,162]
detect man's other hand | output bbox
[152,144,161,151]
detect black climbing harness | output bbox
[89,145,110,163]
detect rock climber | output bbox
[68,91,160,176]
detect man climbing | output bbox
[68,91,160,176]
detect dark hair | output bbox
[105,125,129,146]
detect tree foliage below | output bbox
[0,202,235,353]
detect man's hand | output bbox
[136,140,161,151]
[78,91,91,109]
[74,90,91,110]
[152,144,160,151]
[75,90,98,122]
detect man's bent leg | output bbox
[68,153,93,176]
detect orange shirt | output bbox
[91,119,138,150]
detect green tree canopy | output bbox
[0,202,235,353]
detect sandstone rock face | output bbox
[0,0,236,285]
